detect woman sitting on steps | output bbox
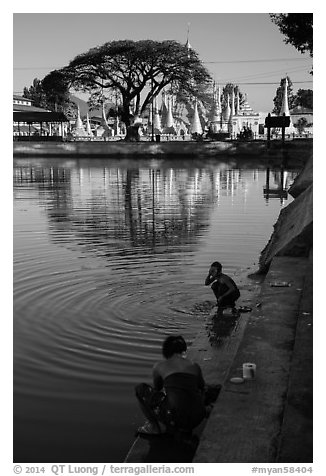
[135,335,220,437]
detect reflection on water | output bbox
[263,166,291,202]
[13,157,298,462]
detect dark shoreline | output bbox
[13,138,312,160]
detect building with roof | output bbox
[13,95,68,140]
[229,92,261,138]
[290,106,313,136]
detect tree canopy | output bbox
[294,89,313,110]
[42,39,212,137]
[221,83,244,109]
[270,14,313,57]
[42,71,76,114]
[23,78,48,109]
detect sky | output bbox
[12,9,313,113]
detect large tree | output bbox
[23,78,49,109]
[22,76,77,120]
[294,88,313,110]
[270,13,313,57]
[42,70,76,116]
[42,39,212,140]
[222,83,244,110]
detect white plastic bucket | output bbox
[242,362,256,380]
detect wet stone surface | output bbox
[188,301,245,347]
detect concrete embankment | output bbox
[13,138,312,160]
[258,152,313,273]
[193,151,313,463]
[193,254,312,463]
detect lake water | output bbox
[13,156,298,462]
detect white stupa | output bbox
[224,94,231,122]
[279,77,295,132]
[190,100,203,134]
[280,77,290,116]
[73,105,87,137]
[165,97,174,128]
[236,90,240,115]
[185,22,192,58]
[101,103,110,130]
[153,97,162,132]
[86,112,93,137]
[160,91,168,128]
[100,102,113,137]
[231,89,236,117]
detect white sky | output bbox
[12,9,313,113]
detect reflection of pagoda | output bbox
[15,158,296,257]
[263,167,289,203]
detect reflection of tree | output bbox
[13,162,297,258]
[14,163,220,255]
[13,165,72,225]
[263,167,297,204]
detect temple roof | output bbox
[13,104,50,113]
[239,100,255,115]
[13,111,68,123]
[13,94,31,102]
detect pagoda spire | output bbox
[148,101,153,126]
[224,93,231,122]
[165,96,174,128]
[153,97,162,132]
[236,90,240,115]
[185,22,192,56]
[231,88,236,117]
[160,91,168,128]
[73,105,87,137]
[209,97,221,133]
[217,85,221,113]
[280,77,290,116]
[86,112,93,137]
[210,84,221,123]
[101,103,110,130]
[190,99,203,134]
